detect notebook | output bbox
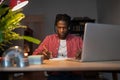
[81,23,120,62]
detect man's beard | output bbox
[58,33,68,39]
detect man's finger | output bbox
[42,51,47,56]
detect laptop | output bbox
[81,23,120,62]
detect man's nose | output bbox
[60,28,64,32]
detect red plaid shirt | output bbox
[33,34,82,58]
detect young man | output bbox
[33,14,83,80]
[33,14,82,59]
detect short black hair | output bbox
[55,14,71,27]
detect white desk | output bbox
[0,60,120,80]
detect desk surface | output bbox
[1,60,120,72]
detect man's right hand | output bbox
[42,45,52,59]
[42,51,52,59]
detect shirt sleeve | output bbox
[32,36,49,55]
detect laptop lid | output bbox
[81,23,120,62]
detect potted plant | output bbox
[0,1,40,52]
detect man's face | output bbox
[56,20,68,39]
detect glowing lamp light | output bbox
[10,0,29,11]
[24,52,28,57]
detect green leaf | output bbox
[0,31,3,42]
[22,36,41,45]
[0,7,9,18]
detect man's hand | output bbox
[75,49,82,60]
[42,50,52,59]
[42,45,52,59]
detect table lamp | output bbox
[0,0,29,11]
[0,0,4,4]
[10,0,29,11]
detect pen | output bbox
[42,45,48,56]
[42,45,53,59]
[43,45,48,52]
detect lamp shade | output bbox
[10,0,29,11]
[0,0,4,5]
